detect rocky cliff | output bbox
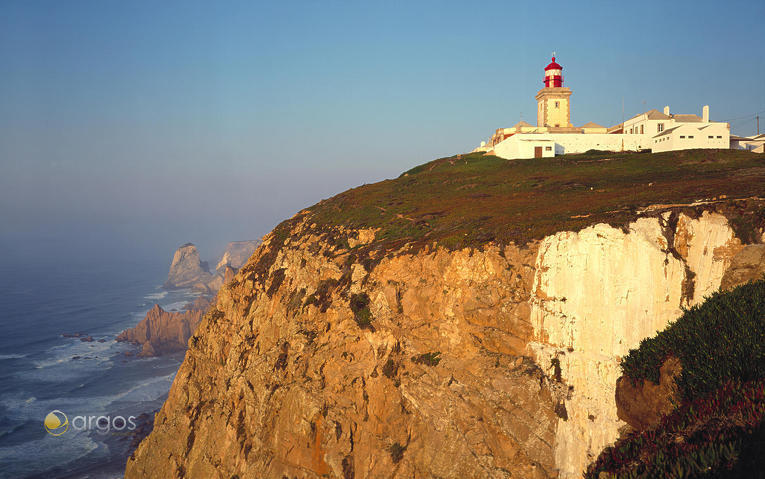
[126,150,765,478]
[164,243,215,292]
[117,297,211,357]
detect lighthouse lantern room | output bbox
[536,54,573,128]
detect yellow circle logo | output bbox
[44,410,68,436]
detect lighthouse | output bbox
[536,54,573,128]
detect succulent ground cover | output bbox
[587,280,765,478]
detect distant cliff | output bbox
[126,150,765,478]
[216,240,261,272]
[164,241,260,293]
[164,243,214,292]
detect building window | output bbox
[555,101,560,108]
[658,123,664,132]
[640,125,644,134]
[545,146,552,151]
[708,136,713,139]
[680,136,685,139]
[717,136,722,138]
[688,135,694,139]
[555,124,560,127]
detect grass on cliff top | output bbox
[621,279,765,401]
[304,149,765,249]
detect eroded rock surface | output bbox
[127,223,562,479]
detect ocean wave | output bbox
[0,353,26,360]
[144,291,167,300]
[163,300,188,311]
[0,427,101,479]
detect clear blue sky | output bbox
[1,0,763,263]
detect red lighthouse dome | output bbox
[543,56,564,88]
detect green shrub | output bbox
[349,293,374,330]
[303,279,338,312]
[620,280,765,401]
[389,442,406,464]
[412,351,441,367]
[382,358,398,379]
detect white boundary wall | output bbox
[494,133,644,160]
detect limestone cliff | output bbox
[126,151,765,478]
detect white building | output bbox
[478,56,735,160]
[624,105,730,153]
[731,134,765,153]
[494,133,643,159]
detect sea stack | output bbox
[164,243,214,292]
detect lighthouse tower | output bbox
[536,55,573,128]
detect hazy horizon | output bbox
[2,0,763,265]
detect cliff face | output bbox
[126,203,762,478]
[527,212,742,477]
[127,222,563,478]
[117,298,210,357]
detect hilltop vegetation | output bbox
[303,149,765,251]
[586,280,765,478]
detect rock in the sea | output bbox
[164,241,260,293]
[164,243,214,292]
[117,297,210,357]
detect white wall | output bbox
[652,123,729,153]
[493,133,644,160]
[493,137,555,159]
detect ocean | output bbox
[0,254,197,478]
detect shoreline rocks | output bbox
[116,298,210,357]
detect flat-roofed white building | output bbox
[494,133,644,159]
[651,122,730,152]
[623,105,730,152]
[731,134,765,153]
